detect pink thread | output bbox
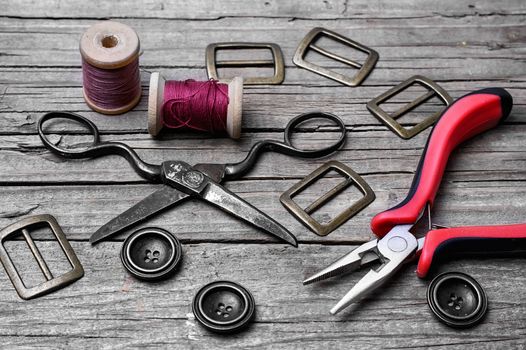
[162,79,229,134]
[82,57,141,110]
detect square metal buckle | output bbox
[206,42,285,85]
[367,75,454,139]
[0,214,84,300]
[280,161,375,237]
[293,27,379,86]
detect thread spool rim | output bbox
[80,21,140,69]
[147,74,243,139]
[83,87,142,115]
[226,76,243,139]
[148,72,165,136]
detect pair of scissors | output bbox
[38,111,346,247]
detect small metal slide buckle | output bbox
[280,161,375,237]
[367,75,454,139]
[293,27,379,86]
[0,214,84,300]
[206,42,285,85]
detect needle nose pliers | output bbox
[304,88,522,314]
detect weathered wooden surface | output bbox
[0,0,525,348]
[1,242,525,349]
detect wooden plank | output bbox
[0,175,524,243]
[0,16,524,69]
[0,69,524,133]
[0,125,522,244]
[0,124,523,182]
[0,242,523,349]
[0,0,524,19]
[0,124,521,245]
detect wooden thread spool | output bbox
[148,73,243,139]
[80,21,142,115]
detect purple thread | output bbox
[82,57,141,110]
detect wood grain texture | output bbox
[2,0,525,19]
[0,242,524,349]
[0,0,525,348]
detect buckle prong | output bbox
[309,44,363,69]
[216,59,275,68]
[20,228,54,280]
[293,27,379,86]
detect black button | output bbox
[193,281,255,334]
[120,227,182,281]
[427,272,488,328]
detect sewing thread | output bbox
[82,57,141,111]
[161,79,230,134]
[80,21,142,114]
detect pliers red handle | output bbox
[371,88,513,236]
[304,88,518,314]
[418,223,526,278]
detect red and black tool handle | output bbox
[417,223,526,277]
[371,88,513,237]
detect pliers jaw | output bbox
[304,225,418,314]
[302,239,380,286]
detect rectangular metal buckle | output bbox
[293,27,378,86]
[206,42,285,85]
[280,161,375,237]
[367,75,454,139]
[0,214,84,300]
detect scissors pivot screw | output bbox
[183,171,205,188]
[162,161,208,193]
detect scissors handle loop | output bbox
[225,111,346,178]
[38,112,161,182]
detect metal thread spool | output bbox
[148,73,243,139]
[80,21,142,115]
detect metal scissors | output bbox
[38,111,346,246]
[303,88,518,314]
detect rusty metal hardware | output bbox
[206,42,285,85]
[366,75,454,139]
[0,214,84,300]
[293,27,379,86]
[280,160,375,236]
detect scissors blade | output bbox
[200,181,298,247]
[90,186,190,244]
[193,163,226,183]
